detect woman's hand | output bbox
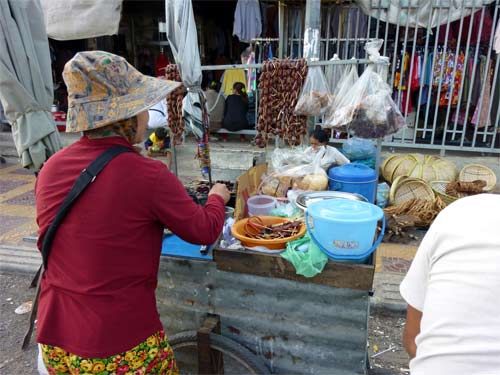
[208,183,230,204]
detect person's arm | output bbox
[144,138,153,150]
[399,226,437,360]
[151,167,229,245]
[403,304,422,359]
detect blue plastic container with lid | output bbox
[328,163,377,203]
[305,199,385,263]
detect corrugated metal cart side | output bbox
[157,248,375,375]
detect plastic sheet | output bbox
[342,137,376,161]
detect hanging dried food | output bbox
[164,64,184,142]
[294,66,331,117]
[255,59,308,148]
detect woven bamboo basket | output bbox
[430,181,459,206]
[459,164,497,192]
[381,153,458,183]
[389,177,435,206]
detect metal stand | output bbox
[197,314,223,374]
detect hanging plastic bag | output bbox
[325,54,348,94]
[324,64,359,124]
[325,65,405,138]
[281,234,328,278]
[342,137,376,161]
[294,65,331,117]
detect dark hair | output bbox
[310,128,328,144]
[155,127,167,139]
[233,82,248,104]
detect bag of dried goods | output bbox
[294,65,331,117]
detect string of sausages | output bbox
[164,64,184,142]
[255,59,308,148]
[243,217,302,240]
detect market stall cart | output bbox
[157,246,375,374]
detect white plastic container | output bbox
[247,195,277,216]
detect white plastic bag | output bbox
[325,54,348,94]
[324,65,359,124]
[327,66,405,138]
[41,0,123,40]
[271,145,348,172]
[294,66,331,117]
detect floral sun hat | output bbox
[63,51,181,132]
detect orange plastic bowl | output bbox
[231,216,306,251]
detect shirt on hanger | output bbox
[233,0,262,43]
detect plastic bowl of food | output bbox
[231,216,306,251]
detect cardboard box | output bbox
[234,163,268,220]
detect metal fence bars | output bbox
[202,0,499,154]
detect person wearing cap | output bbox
[35,51,230,375]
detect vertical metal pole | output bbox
[442,2,466,147]
[278,1,285,59]
[460,6,485,148]
[421,1,442,141]
[430,3,452,148]
[450,3,475,143]
[472,3,498,146]
[325,6,332,60]
[389,5,403,89]
[412,1,434,143]
[304,0,322,60]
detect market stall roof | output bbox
[0,0,62,171]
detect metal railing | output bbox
[201,0,499,154]
[284,0,500,154]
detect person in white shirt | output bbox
[148,100,168,129]
[400,193,500,375]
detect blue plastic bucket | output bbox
[328,163,378,203]
[305,199,385,263]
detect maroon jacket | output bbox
[35,136,224,357]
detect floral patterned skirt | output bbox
[40,329,178,375]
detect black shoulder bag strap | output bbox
[22,146,132,350]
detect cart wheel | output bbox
[169,330,271,375]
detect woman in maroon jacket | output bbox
[35,51,229,375]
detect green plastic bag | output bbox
[281,234,329,278]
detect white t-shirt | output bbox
[400,194,500,375]
[148,100,168,129]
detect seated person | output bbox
[204,81,225,133]
[221,82,249,141]
[144,127,171,169]
[306,128,350,168]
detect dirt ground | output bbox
[0,271,409,375]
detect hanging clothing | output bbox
[246,51,257,92]
[221,69,247,96]
[233,0,262,43]
[472,56,492,128]
[495,19,500,54]
[438,9,493,46]
[491,60,500,126]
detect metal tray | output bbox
[295,191,367,210]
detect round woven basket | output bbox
[381,153,457,183]
[390,177,435,206]
[430,181,459,206]
[459,164,497,192]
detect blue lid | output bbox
[307,199,383,222]
[328,163,377,182]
